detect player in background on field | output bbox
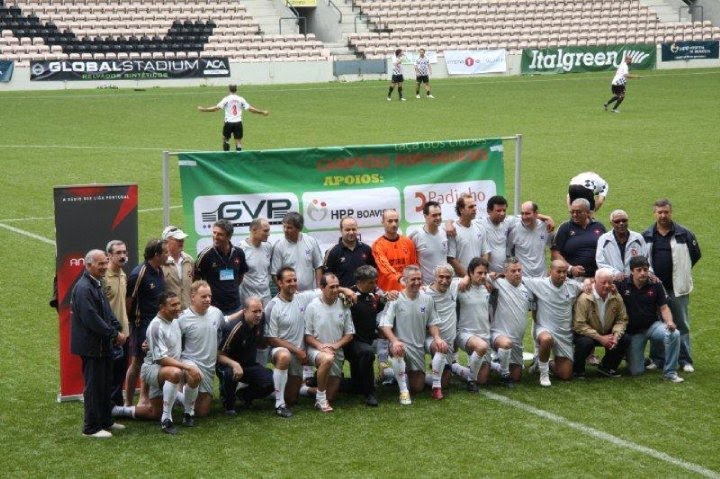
[567,171,609,214]
[603,55,639,113]
[414,48,434,99]
[387,49,406,101]
[197,84,269,151]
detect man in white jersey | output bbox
[379,265,445,405]
[603,55,639,113]
[596,209,647,281]
[304,273,355,413]
[271,212,323,292]
[409,200,449,285]
[567,171,609,212]
[197,84,269,151]
[447,193,488,277]
[387,48,406,101]
[175,280,225,424]
[455,257,492,392]
[414,48,434,99]
[490,257,533,387]
[523,260,584,387]
[423,263,459,400]
[138,292,201,434]
[239,217,273,306]
[507,201,553,278]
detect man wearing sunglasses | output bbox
[596,209,647,281]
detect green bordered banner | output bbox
[521,44,656,74]
[177,139,505,254]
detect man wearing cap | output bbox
[161,225,194,310]
[195,219,249,315]
[617,256,683,383]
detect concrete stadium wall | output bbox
[1,47,718,91]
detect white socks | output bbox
[273,369,288,408]
[316,389,326,404]
[451,362,471,381]
[182,383,199,416]
[162,381,179,422]
[469,352,483,383]
[497,348,511,377]
[111,405,135,418]
[431,352,446,388]
[538,360,550,374]
[391,357,409,394]
[376,339,389,363]
[302,365,314,381]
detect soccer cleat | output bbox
[663,374,684,383]
[603,103,608,111]
[386,97,391,101]
[431,387,444,400]
[161,419,178,435]
[315,399,334,413]
[398,391,412,405]
[225,409,238,417]
[501,374,515,389]
[83,430,112,438]
[106,423,125,431]
[365,394,379,407]
[400,97,406,101]
[611,109,620,113]
[466,381,479,393]
[416,94,420,99]
[275,405,293,418]
[539,371,551,387]
[682,364,695,373]
[428,94,435,99]
[182,413,195,427]
[597,366,621,378]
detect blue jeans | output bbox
[627,321,680,378]
[649,291,692,366]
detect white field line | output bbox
[0,205,181,223]
[0,222,55,245]
[481,390,720,479]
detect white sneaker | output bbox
[386,97,391,101]
[663,374,684,383]
[428,94,435,99]
[107,423,126,431]
[540,371,551,387]
[84,430,112,438]
[398,391,412,405]
[416,94,420,99]
[682,364,695,373]
[400,98,406,101]
[645,361,658,371]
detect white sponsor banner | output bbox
[444,49,507,75]
[403,180,497,224]
[192,193,299,236]
[301,187,401,230]
[402,51,439,65]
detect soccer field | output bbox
[1,68,719,478]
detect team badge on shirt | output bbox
[420,306,426,313]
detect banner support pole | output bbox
[162,150,170,227]
[514,134,522,214]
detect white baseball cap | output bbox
[162,225,188,241]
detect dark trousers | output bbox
[110,343,129,406]
[343,340,376,396]
[217,363,274,411]
[81,355,114,435]
[573,333,629,374]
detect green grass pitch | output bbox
[1,68,719,477]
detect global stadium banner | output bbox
[444,49,507,75]
[661,41,719,61]
[30,57,230,81]
[54,184,138,400]
[178,139,505,254]
[521,44,656,74]
[0,60,13,82]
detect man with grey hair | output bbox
[379,265,444,405]
[71,249,128,437]
[239,217,273,306]
[572,267,629,378]
[507,201,554,278]
[643,198,700,373]
[271,212,323,292]
[596,209,647,281]
[423,263,458,399]
[552,198,606,279]
[103,239,129,406]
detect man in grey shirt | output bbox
[447,193,488,277]
[239,217,273,306]
[271,212,323,292]
[409,200,449,285]
[507,201,553,278]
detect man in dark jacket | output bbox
[71,249,128,438]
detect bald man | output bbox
[372,209,417,292]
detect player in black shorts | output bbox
[387,49,406,101]
[568,184,597,211]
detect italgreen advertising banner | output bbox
[521,44,656,74]
[178,139,505,254]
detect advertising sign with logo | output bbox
[30,57,230,81]
[178,140,505,254]
[0,60,14,82]
[521,44,656,74]
[53,184,138,400]
[661,41,719,61]
[401,50,439,65]
[444,49,507,75]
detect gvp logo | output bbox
[201,198,293,228]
